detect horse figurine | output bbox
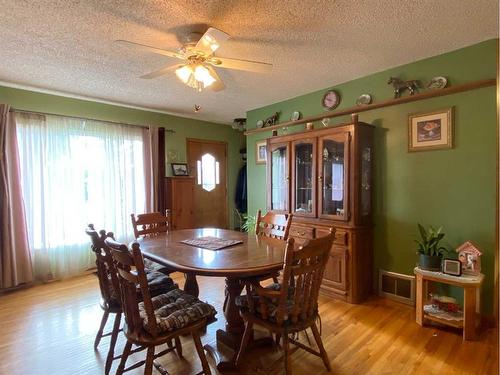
[388,77,420,98]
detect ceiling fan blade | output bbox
[140,64,182,79]
[115,39,185,60]
[208,56,272,73]
[194,27,230,57]
[205,66,225,92]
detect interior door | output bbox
[187,139,228,228]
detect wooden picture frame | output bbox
[408,107,453,152]
[442,258,462,277]
[255,140,267,164]
[171,163,189,176]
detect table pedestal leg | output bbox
[204,277,273,371]
[184,273,199,297]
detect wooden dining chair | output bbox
[131,209,172,238]
[85,225,124,375]
[253,210,293,283]
[105,237,216,375]
[86,224,178,375]
[131,210,174,275]
[255,209,292,240]
[235,229,335,375]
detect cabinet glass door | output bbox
[292,139,316,217]
[268,142,289,212]
[318,133,350,220]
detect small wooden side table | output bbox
[414,267,484,340]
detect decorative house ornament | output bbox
[456,241,482,275]
[322,90,340,110]
[388,77,420,98]
[427,76,448,90]
[264,112,280,127]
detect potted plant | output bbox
[241,214,257,233]
[415,224,448,271]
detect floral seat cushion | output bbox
[139,288,217,334]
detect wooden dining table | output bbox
[136,228,287,370]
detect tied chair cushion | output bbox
[235,283,297,323]
[107,270,177,304]
[139,288,217,334]
[143,258,174,275]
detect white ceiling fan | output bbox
[116,27,272,92]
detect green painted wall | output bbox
[0,86,246,228]
[246,39,498,313]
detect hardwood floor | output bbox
[0,273,497,375]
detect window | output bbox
[196,153,220,192]
[15,113,147,280]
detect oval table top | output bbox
[136,228,287,277]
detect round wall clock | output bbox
[322,90,340,110]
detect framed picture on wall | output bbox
[408,107,453,152]
[255,140,267,164]
[171,163,189,176]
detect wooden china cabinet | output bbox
[266,117,374,303]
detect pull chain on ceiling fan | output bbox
[116,27,272,92]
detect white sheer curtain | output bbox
[15,113,147,281]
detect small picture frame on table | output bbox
[442,258,462,277]
[408,107,453,152]
[255,140,267,165]
[171,163,189,176]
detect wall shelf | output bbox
[244,78,496,135]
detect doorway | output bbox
[187,138,228,228]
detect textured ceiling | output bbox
[0,0,497,123]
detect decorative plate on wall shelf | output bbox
[427,76,448,90]
[256,120,264,128]
[322,90,340,110]
[356,94,372,106]
[291,111,301,121]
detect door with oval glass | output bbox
[187,138,228,228]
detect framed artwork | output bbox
[408,107,453,152]
[442,258,462,277]
[255,140,267,164]
[171,163,189,176]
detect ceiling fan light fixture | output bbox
[175,63,216,91]
[175,65,193,84]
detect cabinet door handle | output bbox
[318,176,323,181]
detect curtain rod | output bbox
[9,108,176,133]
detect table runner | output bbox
[181,236,243,250]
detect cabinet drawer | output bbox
[289,225,314,239]
[334,230,348,246]
[316,228,348,246]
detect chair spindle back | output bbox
[85,224,120,305]
[131,210,172,238]
[255,209,292,240]
[259,229,334,326]
[105,238,159,338]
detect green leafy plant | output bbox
[241,214,256,233]
[415,224,448,257]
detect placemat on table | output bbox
[180,236,243,250]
